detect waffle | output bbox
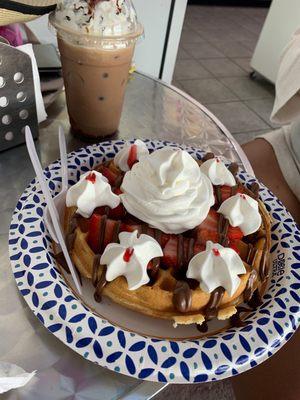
[62,156,272,326]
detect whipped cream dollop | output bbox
[114,139,149,172]
[66,170,120,218]
[200,157,236,187]
[54,0,139,36]
[186,241,246,297]
[100,230,163,290]
[120,147,215,234]
[218,193,262,236]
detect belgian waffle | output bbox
[62,156,272,326]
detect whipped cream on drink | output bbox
[120,147,215,234]
[55,0,138,36]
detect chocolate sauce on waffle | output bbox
[92,254,108,302]
[228,162,239,177]
[202,152,215,162]
[98,215,107,254]
[231,185,238,196]
[204,287,225,319]
[177,235,184,271]
[54,252,83,286]
[196,321,208,333]
[215,185,222,206]
[218,214,229,247]
[259,250,268,282]
[249,182,260,200]
[244,269,257,302]
[230,306,251,328]
[173,281,192,313]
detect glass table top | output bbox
[0,72,252,400]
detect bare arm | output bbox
[242,138,300,224]
[232,138,300,400]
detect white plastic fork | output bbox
[25,126,82,295]
[45,126,68,243]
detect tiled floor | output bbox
[173,5,276,144]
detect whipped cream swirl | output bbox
[120,147,215,234]
[187,241,246,297]
[101,230,163,290]
[54,0,139,36]
[200,157,236,187]
[66,170,120,218]
[114,139,149,172]
[218,193,262,236]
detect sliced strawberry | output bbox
[103,218,118,249]
[127,144,138,169]
[196,209,219,244]
[120,222,141,233]
[229,240,240,254]
[162,236,177,269]
[220,185,244,202]
[193,242,205,255]
[228,225,243,241]
[87,214,101,253]
[101,166,117,186]
[219,185,232,202]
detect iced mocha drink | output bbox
[50,0,143,139]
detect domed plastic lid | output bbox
[50,0,143,40]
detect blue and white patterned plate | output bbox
[9,140,300,383]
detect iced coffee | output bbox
[50,0,143,139]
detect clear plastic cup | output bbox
[49,1,143,140]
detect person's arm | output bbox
[242,138,300,224]
[232,138,300,400]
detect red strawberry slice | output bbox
[103,218,119,249]
[220,185,244,202]
[193,242,205,255]
[162,236,177,269]
[88,214,121,253]
[120,222,141,233]
[108,189,126,219]
[127,144,138,169]
[162,236,205,269]
[87,214,102,253]
[196,209,219,244]
[228,225,243,241]
[229,240,240,254]
[101,166,117,186]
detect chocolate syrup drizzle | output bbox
[92,254,108,302]
[60,155,268,332]
[194,156,268,332]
